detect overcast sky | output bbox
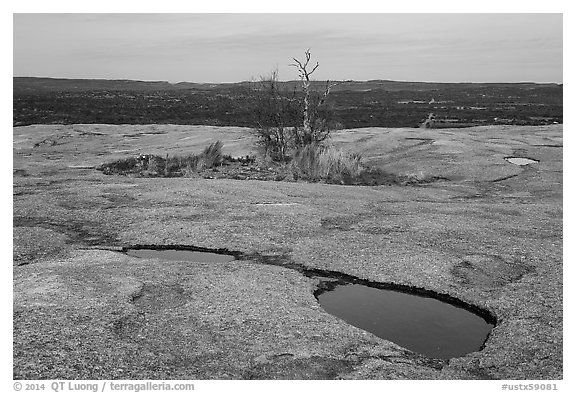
[13,13,563,83]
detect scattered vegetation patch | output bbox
[98,141,255,178]
[98,141,444,186]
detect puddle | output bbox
[126,248,236,262]
[505,157,539,166]
[316,283,494,359]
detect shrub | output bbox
[252,70,300,161]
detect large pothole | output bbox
[316,282,493,359]
[122,245,496,359]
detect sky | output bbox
[13,13,563,84]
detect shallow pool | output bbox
[317,283,494,359]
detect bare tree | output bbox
[252,50,340,161]
[291,49,338,146]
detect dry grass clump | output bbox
[290,144,364,184]
[201,141,224,168]
[289,144,426,186]
[179,141,224,175]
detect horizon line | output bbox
[13,76,564,85]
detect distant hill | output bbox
[13,77,562,94]
[13,76,562,129]
[13,77,178,93]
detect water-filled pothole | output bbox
[505,157,539,166]
[126,248,236,262]
[121,246,495,359]
[316,282,494,359]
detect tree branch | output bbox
[307,62,320,77]
[290,58,303,69]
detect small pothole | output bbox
[126,248,236,263]
[505,157,539,166]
